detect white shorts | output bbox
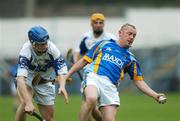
[26,76,55,105]
[81,72,120,107]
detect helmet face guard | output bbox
[28,26,49,45]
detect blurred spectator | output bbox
[5,58,19,112]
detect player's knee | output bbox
[86,96,97,106]
[43,114,53,121]
[103,115,115,121]
[43,109,54,121]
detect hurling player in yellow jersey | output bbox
[66,23,167,121]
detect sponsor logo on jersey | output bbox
[102,53,122,67]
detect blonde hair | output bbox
[120,23,136,31]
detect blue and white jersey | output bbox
[17,41,68,80]
[76,31,117,55]
[83,40,144,85]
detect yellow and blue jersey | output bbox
[83,39,144,85]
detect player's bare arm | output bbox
[57,75,69,104]
[73,51,81,63]
[134,80,167,103]
[67,58,88,78]
[17,76,35,114]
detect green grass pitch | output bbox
[0,93,179,121]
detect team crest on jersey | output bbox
[102,53,122,67]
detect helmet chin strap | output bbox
[34,50,47,55]
[32,45,47,55]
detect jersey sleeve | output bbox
[49,42,68,75]
[17,45,31,77]
[83,40,104,63]
[79,37,88,55]
[75,32,88,55]
[127,61,144,81]
[53,55,68,75]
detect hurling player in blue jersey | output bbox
[15,26,69,121]
[66,23,167,121]
[73,12,117,121]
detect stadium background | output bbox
[0,0,179,121]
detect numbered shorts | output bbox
[26,76,55,105]
[81,72,120,107]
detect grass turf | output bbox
[0,93,179,121]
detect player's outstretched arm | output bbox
[73,51,81,63]
[57,75,69,104]
[134,80,167,104]
[67,58,88,78]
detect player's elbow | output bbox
[17,76,25,86]
[81,58,89,65]
[134,80,145,87]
